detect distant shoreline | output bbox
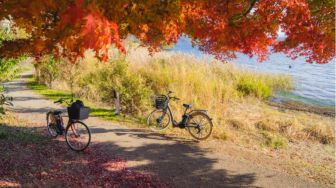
[268,98,335,117]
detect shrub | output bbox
[261,131,288,149]
[237,76,271,99]
[0,58,23,82]
[304,124,334,144]
[226,119,245,129]
[33,49,293,124]
[77,59,153,114]
[37,55,61,88]
[255,119,278,131]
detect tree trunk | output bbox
[115,91,120,115]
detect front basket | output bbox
[67,106,90,120]
[154,95,168,109]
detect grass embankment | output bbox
[31,48,335,148]
[25,49,335,184]
[26,71,336,184]
[27,77,142,124]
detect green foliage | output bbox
[38,55,61,87]
[77,59,153,114]
[237,77,271,98]
[32,51,292,121]
[27,76,142,123]
[27,77,72,100]
[0,57,23,82]
[261,131,288,149]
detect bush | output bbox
[37,55,61,88]
[304,124,334,144]
[0,58,23,82]
[77,59,153,114]
[237,76,271,99]
[261,131,288,149]
[33,49,293,122]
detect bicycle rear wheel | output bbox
[186,112,213,140]
[46,112,58,138]
[65,121,91,151]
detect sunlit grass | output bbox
[29,48,334,148]
[27,77,142,124]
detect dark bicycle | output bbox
[147,91,213,140]
[47,98,91,151]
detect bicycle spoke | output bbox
[147,110,170,131]
[187,113,213,140]
[66,122,90,151]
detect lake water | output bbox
[172,37,335,108]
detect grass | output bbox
[261,131,288,149]
[27,48,334,148]
[0,124,45,142]
[0,115,45,143]
[27,77,144,124]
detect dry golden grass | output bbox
[36,47,334,148]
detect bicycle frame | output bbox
[51,112,78,135]
[165,104,198,128]
[165,104,177,126]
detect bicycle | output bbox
[46,98,91,151]
[147,91,213,140]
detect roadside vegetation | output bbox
[26,49,335,184]
[29,47,335,148]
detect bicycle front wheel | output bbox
[65,121,91,151]
[147,109,171,131]
[46,112,58,138]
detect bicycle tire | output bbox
[65,120,91,151]
[186,111,213,140]
[46,112,58,138]
[147,109,171,131]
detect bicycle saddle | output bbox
[183,104,192,108]
[53,110,63,115]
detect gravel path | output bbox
[3,70,330,188]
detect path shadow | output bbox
[90,127,197,143]
[98,141,257,187]
[88,126,257,187]
[0,124,258,187]
[13,96,42,102]
[20,73,33,79]
[3,81,29,92]
[13,107,65,114]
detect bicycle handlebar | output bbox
[54,98,63,104]
[54,98,73,105]
[165,91,180,101]
[171,96,180,101]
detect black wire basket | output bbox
[67,106,90,120]
[154,95,169,109]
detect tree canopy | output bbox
[0,0,334,63]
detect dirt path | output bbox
[3,70,330,188]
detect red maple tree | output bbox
[0,0,334,63]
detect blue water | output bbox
[172,37,335,107]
